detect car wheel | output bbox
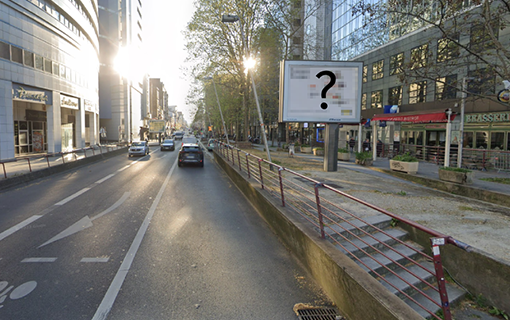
[200,162,204,167]
[178,162,182,167]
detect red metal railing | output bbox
[215,141,472,320]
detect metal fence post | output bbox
[231,147,235,166]
[278,167,285,206]
[237,149,241,171]
[246,153,250,179]
[314,183,325,239]
[431,238,452,320]
[258,159,264,190]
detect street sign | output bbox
[149,120,165,133]
[279,60,363,123]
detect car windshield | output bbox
[163,140,173,144]
[131,142,144,146]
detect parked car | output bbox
[160,139,175,151]
[207,139,215,152]
[128,141,149,157]
[178,143,204,167]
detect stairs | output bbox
[324,214,465,319]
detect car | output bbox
[178,143,204,167]
[160,139,175,151]
[207,139,215,152]
[128,141,149,157]
[172,132,184,140]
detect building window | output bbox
[470,23,498,52]
[409,81,427,104]
[11,46,22,64]
[44,59,52,73]
[371,90,383,109]
[389,52,404,75]
[362,65,367,83]
[23,50,34,67]
[468,68,495,96]
[361,93,367,110]
[410,44,428,69]
[372,60,384,80]
[435,75,457,100]
[53,62,60,76]
[437,36,459,62]
[388,86,402,105]
[35,55,44,70]
[0,41,10,60]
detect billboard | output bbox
[149,120,165,133]
[279,60,363,123]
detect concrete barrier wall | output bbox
[0,147,128,191]
[399,223,510,313]
[214,152,423,320]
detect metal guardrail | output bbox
[0,144,124,179]
[215,141,472,320]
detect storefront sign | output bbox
[497,89,510,103]
[26,110,46,122]
[61,94,79,110]
[12,85,50,103]
[465,112,510,123]
[84,99,97,112]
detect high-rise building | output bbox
[0,0,100,160]
[98,0,144,143]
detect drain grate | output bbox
[297,307,343,320]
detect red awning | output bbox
[372,111,456,123]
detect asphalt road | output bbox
[0,136,331,320]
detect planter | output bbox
[338,153,350,161]
[439,169,474,184]
[355,159,373,166]
[390,160,419,174]
[301,147,312,153]
[314,149,324,156]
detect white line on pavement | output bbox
[95,174,115,184]
[21,257,57,263]
[55,188,91,206]
[81,257,110,263]
[91,157,178,320]
[0,215,43,242]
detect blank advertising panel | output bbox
[279,60,363,123]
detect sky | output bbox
[142,2,197,123]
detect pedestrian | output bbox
[377,139,383,156]
[349,138,355,152]
[363,138,370,151]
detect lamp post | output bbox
[222,14,272,164]
[203,76,229,145]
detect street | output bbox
[0,137,331,320]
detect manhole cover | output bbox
[296,307,344,320]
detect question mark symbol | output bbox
[316,71,336,110]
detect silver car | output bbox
[128,141,149,157]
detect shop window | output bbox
[463,132,473,148]
[416,131,424,145]
[490,132,504,150]
[11,46,23,64]
[401,131,408,144]
[372,59,384,80]
[361,93,367,110]
[507,133,510,151]
[435,75,457,100]
[410,44,428,70]
[388,86,402,105]
[35,55,44,70]
[389,52,403,75]
[475,131,488,149]
[409,81,427,104]
[0,41,10,60]
[24,51,34,67]
[371,90,383,109]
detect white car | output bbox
[128,141,149,157]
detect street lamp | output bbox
[203,76,229,145]
[222,14,272,164]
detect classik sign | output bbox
[279,60,363,123]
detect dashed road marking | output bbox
[0,215,43,242]
[21,258,57,263]
[55,188,91,206]
[81,257,110,263]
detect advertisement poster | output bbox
[33,131,43,152]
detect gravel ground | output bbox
[290,167,510,264]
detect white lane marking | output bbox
[81,257,110,263]
[9,281,37,300]
[95,174,115,184]
[21,258,57,263]
[0,215,43,242]
[39,192,131,248]
[91,158,178,320]
[117,165,131,172]
[55,188,91,206]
